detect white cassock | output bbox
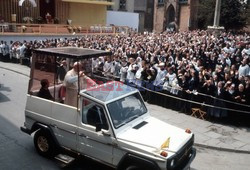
[64,69,96,107]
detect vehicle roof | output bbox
[80,81,138,103]
[34,47,111,59]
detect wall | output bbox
[179,4,190,31]
[111,0,119,11]
[134,0,147,12]
[0,0,40,23]
[154,6,165,32]
[55,0,70,24]
[189,0,198,30]
[126,0,135,12]
[106,11,139,30]
[69,3,106,26]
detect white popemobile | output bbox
[21,47,196,170]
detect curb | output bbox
[1,64,250,154]
[0,66,29,77]
[194,143,250,154]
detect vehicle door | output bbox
[51,102,78,150]
[77,97,116,165]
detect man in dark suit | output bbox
[57,60,67,83]
[38,79,54,100]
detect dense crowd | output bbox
[0,30,249,117]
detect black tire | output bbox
[125,166,139,170]
[123,165,144,170]
[34,129,57,158]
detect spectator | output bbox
[103,56,112,77]
[234,84,247,104]
[2,41,9,62]
[2,30,250,115]
[238,58,250,77]
[0,41,3,61]
[57,60,67,83]
[210,81,228,118]
[153,62,167,87]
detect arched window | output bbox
[158,0,164,6]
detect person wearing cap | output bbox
[64,62,96,107]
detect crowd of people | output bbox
[0,30,249,118]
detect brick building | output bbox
[154,0,198,32]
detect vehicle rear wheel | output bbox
[34,129,57,157]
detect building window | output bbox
[158,0,164,6]
[107,0,113,10]
[119,0,126,10]
[179,0,188,4]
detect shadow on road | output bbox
[61,156,114,170]
[0,92,10,102]
[210,113,250,131]
[0,83,11,92]
[0,111,113,169]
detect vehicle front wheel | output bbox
[34,130,57,157]
[124,165,142,170]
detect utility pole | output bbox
[213,0,222,27]
[207,0,224,34]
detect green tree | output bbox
[198,0,247,30]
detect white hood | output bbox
[116,117,192,155]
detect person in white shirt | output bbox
[126,58,137,85]
[92,58,99,74]
[120,57,128,83]
[135,61,143,87]
[153,62,167,87]
[164,67,177,90]
[111,55,121,79]
[238,58,250,77]
[241,44,250,56]
[18,43,26,64]
[103,56,112,77]
[0,41,3,61]
[2,41,9,62]
[9,41,14,62]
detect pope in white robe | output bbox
[64,62,96,107]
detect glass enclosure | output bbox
[28,52,92,105]
[107,92,147,129]
[28,52,57,97]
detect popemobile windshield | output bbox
[21,47,196,170]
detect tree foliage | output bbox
[198,0,247,30]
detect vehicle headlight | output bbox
[170,159,175,167]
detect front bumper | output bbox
[181,147,196,170]
[167,147,196,170]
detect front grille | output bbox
[167,134,194,170]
